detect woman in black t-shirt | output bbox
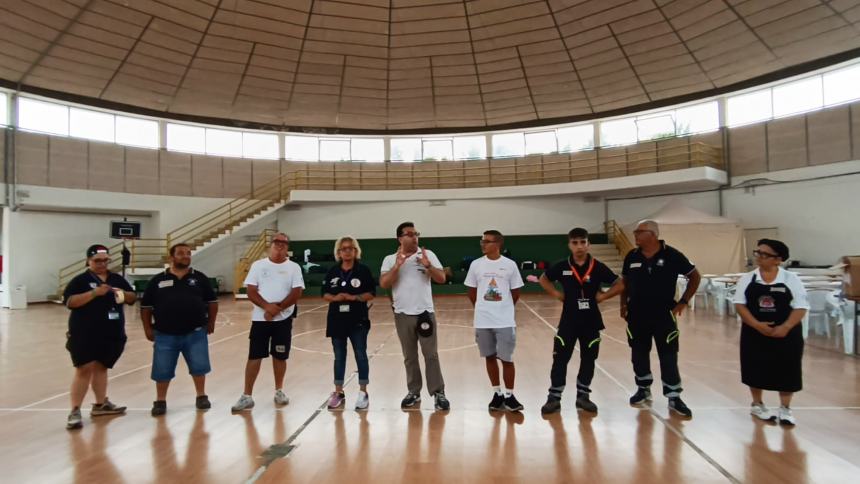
[321,236,376,411]
[63,244,136,430]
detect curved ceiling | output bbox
[1,0,859,132]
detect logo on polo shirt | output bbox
[188,278,197,286]
[351,278,361,288]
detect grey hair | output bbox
[333,236,362,261]
[636,219,660,236]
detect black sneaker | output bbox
[401,393,421,409]
[541,396,561,414]
[151,400,167,417]
[503,394,524,412]
[434,392,450,411]
[629,388,652,407]
[669,397,693,418]
[196,395,211,410]
[488,393,505,411]
[575,394,598,413]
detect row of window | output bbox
[1,61,858,161]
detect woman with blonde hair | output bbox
[322,236,377,410]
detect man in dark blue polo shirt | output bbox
[621,220,701,418]
[141,243,219,416]
[538,228,623,414]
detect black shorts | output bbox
[66,331,127,368]
[626,310,679,353]
[249,318,293,360]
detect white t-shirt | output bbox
[732,267,810,309]
[381,248,443,315]
[244,258,305,321]
[465,256,524,328]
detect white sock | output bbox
[493,386,502,395]
[504,389,512,398]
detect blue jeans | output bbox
[332,325,369,386]
[151,327,211,381]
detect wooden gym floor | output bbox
[0,294,857,483]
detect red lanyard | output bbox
[569,257,595,298]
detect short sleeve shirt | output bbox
[622,241,695,315]
[380,249,443,315]
[322,262,377,337]
[544,255,618,327]
[244,258,305,321]
[465,256,524,328]
[732,268,810,309]
[141,268,218,335]
[63,271,133,340]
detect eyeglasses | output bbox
[633,229,654,235]
[91,258,110,264]
[400,231,420,238]
[479,239,498,245]
[338,247,356,252]
[753,249,780,259]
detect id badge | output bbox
[339,304,350,313]
[577,299,591,310]
[108,311,121,320]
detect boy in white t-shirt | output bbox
[465,230,525,412]
[231,233,305,413]
[380,222,450,411]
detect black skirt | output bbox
[740,324,803,392]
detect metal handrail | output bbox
[233,228,277,294]
[604,220,635,258]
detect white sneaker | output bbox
[355,391,369,411]
[778,406,796,426]
[66,407,83,430]
[274,389,290,406]
[750,402,775,421]
[231,394,255,413]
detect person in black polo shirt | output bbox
[64,244,136,430]
[538,228,623,414]
[140,243,219,416]
[322,236,376,411]
[621,220,701,418]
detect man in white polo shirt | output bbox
[380,221,450,410]
[231,232,305,413]
[465,230,525,412]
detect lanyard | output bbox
[339,266,354,288]
[569,257,595,299]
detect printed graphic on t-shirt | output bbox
[483,277,503,302]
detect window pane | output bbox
[18,98,68,135]
[557,125,594,152]
[116,116,158,148]
[492,132,524,157]
[351,138,384,162]
[773,76,822,117]
[727,89,772,126]
[453,136,486,160]
[166,123,205,153]
[69,108,114,143]
[285,135,318,161]
[206,128,242,157]
[320,139,350,161]
[599,118,636,146]
[636,113,675,141]
[243,132,279,159]
[422,139,452,161]
[391,138,421,162]
[675,102,718,135]
[525,131,557,155]
[823,64,860,106]
[0,93,8,126]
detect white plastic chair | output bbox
[803,289,832,338]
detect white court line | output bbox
[5,303,330,413]
[6,405,858,412]
[520,300,741,484]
